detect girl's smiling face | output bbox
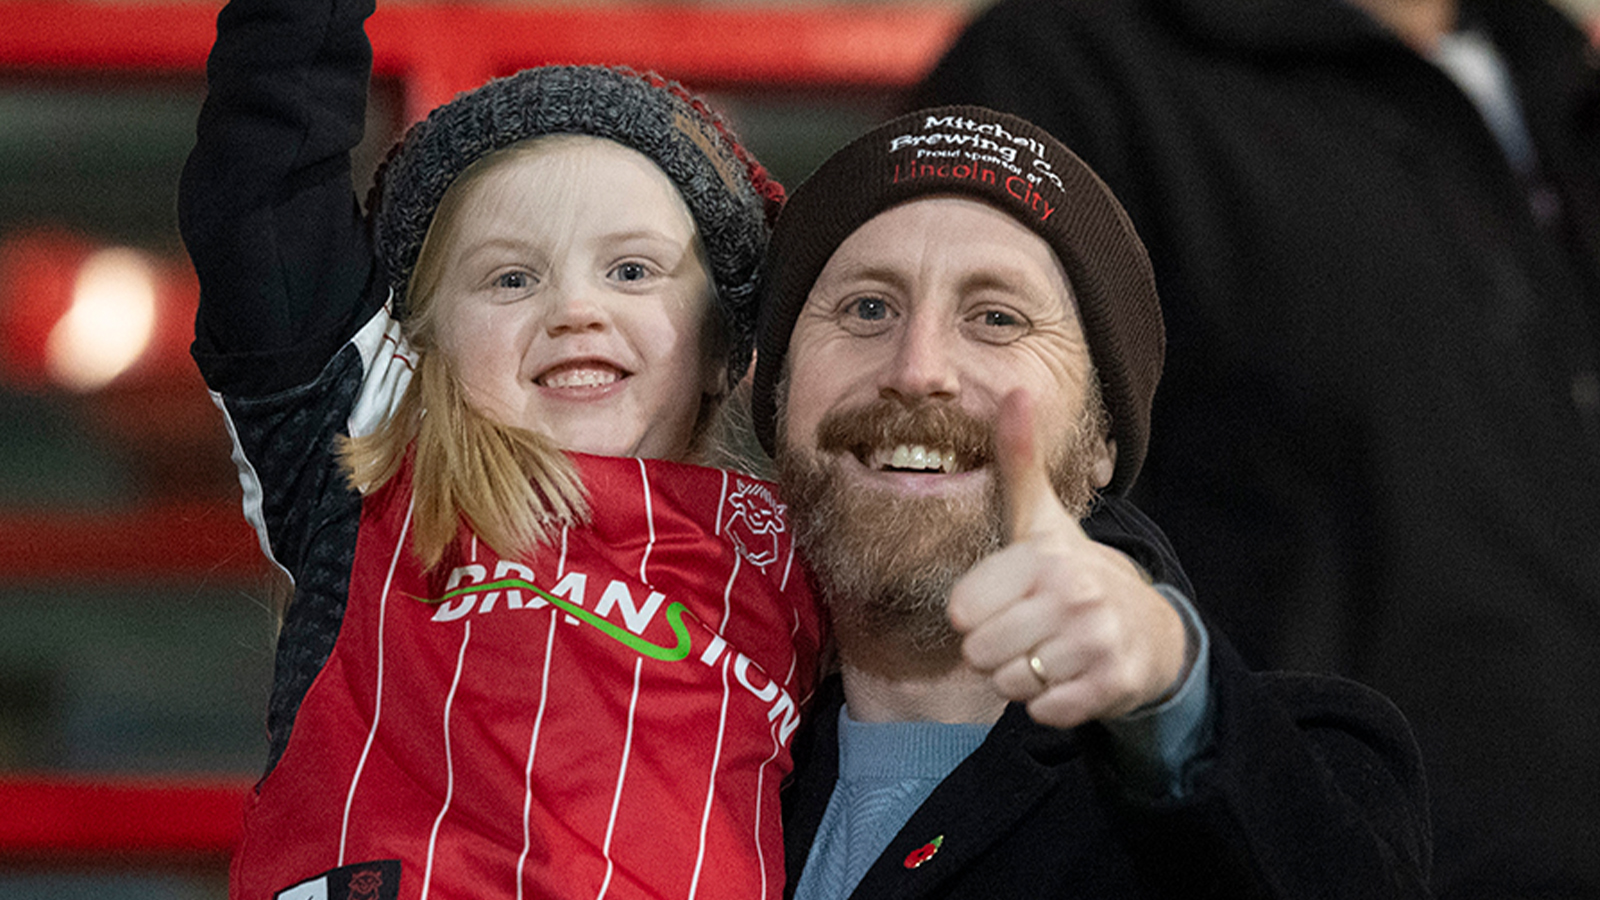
[423,135,723,460]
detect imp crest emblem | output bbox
[347,870,384,900]
[724,480,787,569]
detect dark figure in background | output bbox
[917,0,1600,896]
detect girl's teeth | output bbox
[543,368,619,388]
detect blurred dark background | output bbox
[1,0,1596,897]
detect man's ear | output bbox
[1092,438,1117,489]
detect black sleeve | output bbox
[1095,641,1434,898]
[1081,500,1430,895]
[178,0,395,776]
[179,0,385,398]
[1090,499,1430,892]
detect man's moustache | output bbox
[813,399,995,472]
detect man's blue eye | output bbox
[851,297,889,321]
[495,272,530,289]
[962,307,1031,344]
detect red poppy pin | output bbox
[904,835,944,869]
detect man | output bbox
[913,2,1600,895]
[749,107,1431,899]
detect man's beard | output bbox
[775,394,1107,656]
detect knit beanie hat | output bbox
[371,65,785,387]
[751,105,1163,494]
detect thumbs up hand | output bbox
[947,390,1188,730]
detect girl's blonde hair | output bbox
[341,136,728,571]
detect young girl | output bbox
[179,0,821,897]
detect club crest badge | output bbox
[724,480,787,569]
[275,860,400,900]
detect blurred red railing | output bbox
[0,0,966,118]
[0,775,254,864]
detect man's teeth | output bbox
[541,367,620,389]
[872,444,955,473]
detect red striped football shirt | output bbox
[232,453,823,900]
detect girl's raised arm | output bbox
[180,0,383,398]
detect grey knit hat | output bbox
[371,65,784,387]
[751,106,1164,494]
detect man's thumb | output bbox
[997,390,1060,543]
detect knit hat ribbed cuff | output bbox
[751,106,1164,494]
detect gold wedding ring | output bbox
[1028,653,1049,686]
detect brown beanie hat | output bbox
[750,105,1164,494]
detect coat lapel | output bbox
[847,703,1084,899]
[782,677,844,898]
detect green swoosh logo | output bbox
[425,578,694,662]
